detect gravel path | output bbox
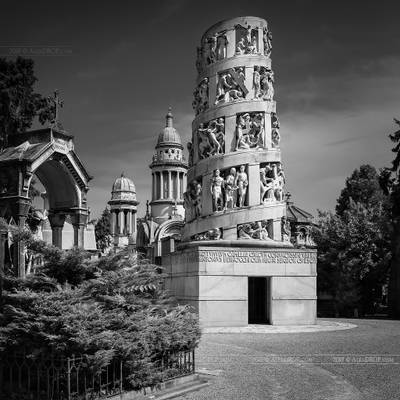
[181,319,400,400]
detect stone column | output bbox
[226,28,235,58]
[177,172,181,199]
[247,163,260,207]
[48,212,66,249]
[126,210,131,235]
[272,218,282,241]
[151,173,155,200]
[70,210,87,248]
[168,170,172,199]
[258,27,263,54]
[118,210,124,235]
[202,172,213,216]
[14,198,31,278]
[160,172,164,199]
[110,211,116,236]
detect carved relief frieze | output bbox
[192,78,209,115]
[215,67,248,105]
[235,112,265,150]
[197,117,225,159]
[235,24,259,55]
[237,220,273,241]
[253,66,274,101]
[183,179,202,222]
[260,162,285,204]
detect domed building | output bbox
[149,108,187,223]
[108,173,139,249]
[136,109,188,264]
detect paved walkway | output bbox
[203,320,357,334]
[181,319,400,400]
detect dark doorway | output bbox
[248,277,269,324]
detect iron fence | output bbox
[0,349,195,400]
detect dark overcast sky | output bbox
[1,0,399,218]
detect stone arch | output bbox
[0,128,92,276]
[153,220,184,257]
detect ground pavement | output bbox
[181,319,400,400]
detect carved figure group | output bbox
[238,220,272,241]
[260,163,285,203]
[209,165,248,213]
[198,118,225,159]
[215,67,247,104]
[236,25,258,55]
[253,66,274,101]
[196,32,228,72]
[263,27,272,56]
[271,112,281,148]
[194,227,222,241]
[192,78,209,115]
[235,112,265,150]
[183,180,202,221]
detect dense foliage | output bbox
[95,207,112,252]
[0,225,200,389]
[315,165,391,316]
[380,118,400,318]
[0,57,52,148]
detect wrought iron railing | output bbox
[0,349,195,399]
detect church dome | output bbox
[156,108,183,148]
[110,173,137,202]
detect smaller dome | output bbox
[156,108,182,147]
[111,173,137,202]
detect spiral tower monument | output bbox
[165,17,317,327]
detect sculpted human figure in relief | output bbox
[253,66,261,99]
[224,167,237,210]
[211,169,224,212]
[234,165,248,207]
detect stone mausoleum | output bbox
[163,16,317,327]
[112,16,317,327]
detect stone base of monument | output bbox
[163,241,317,327]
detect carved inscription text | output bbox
[198,250,317,264]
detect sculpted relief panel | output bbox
[260,162,285,204]
[197,117,225,159]
[215,67,248,105]
[235,112,265,150]
[253,66,274,101]
[196,31,228,72]
[192,78,209,116]
[235,24,259,55]
[211,165,248,213]
[184,179,202,222]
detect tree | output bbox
[380,118,400,318]
[95,207,112,252]
[0,57,52,149]
[316,165,391,316]
[336,164,386,216]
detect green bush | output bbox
[0,228,201,390]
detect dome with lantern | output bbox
[156,108,183,149]
[110,173,138,203]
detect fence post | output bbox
[120,360,123,394]
[67,357,71,400]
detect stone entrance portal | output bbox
[248,277,270,324]
[0,127,92,277]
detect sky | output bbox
[1,0,399,219]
